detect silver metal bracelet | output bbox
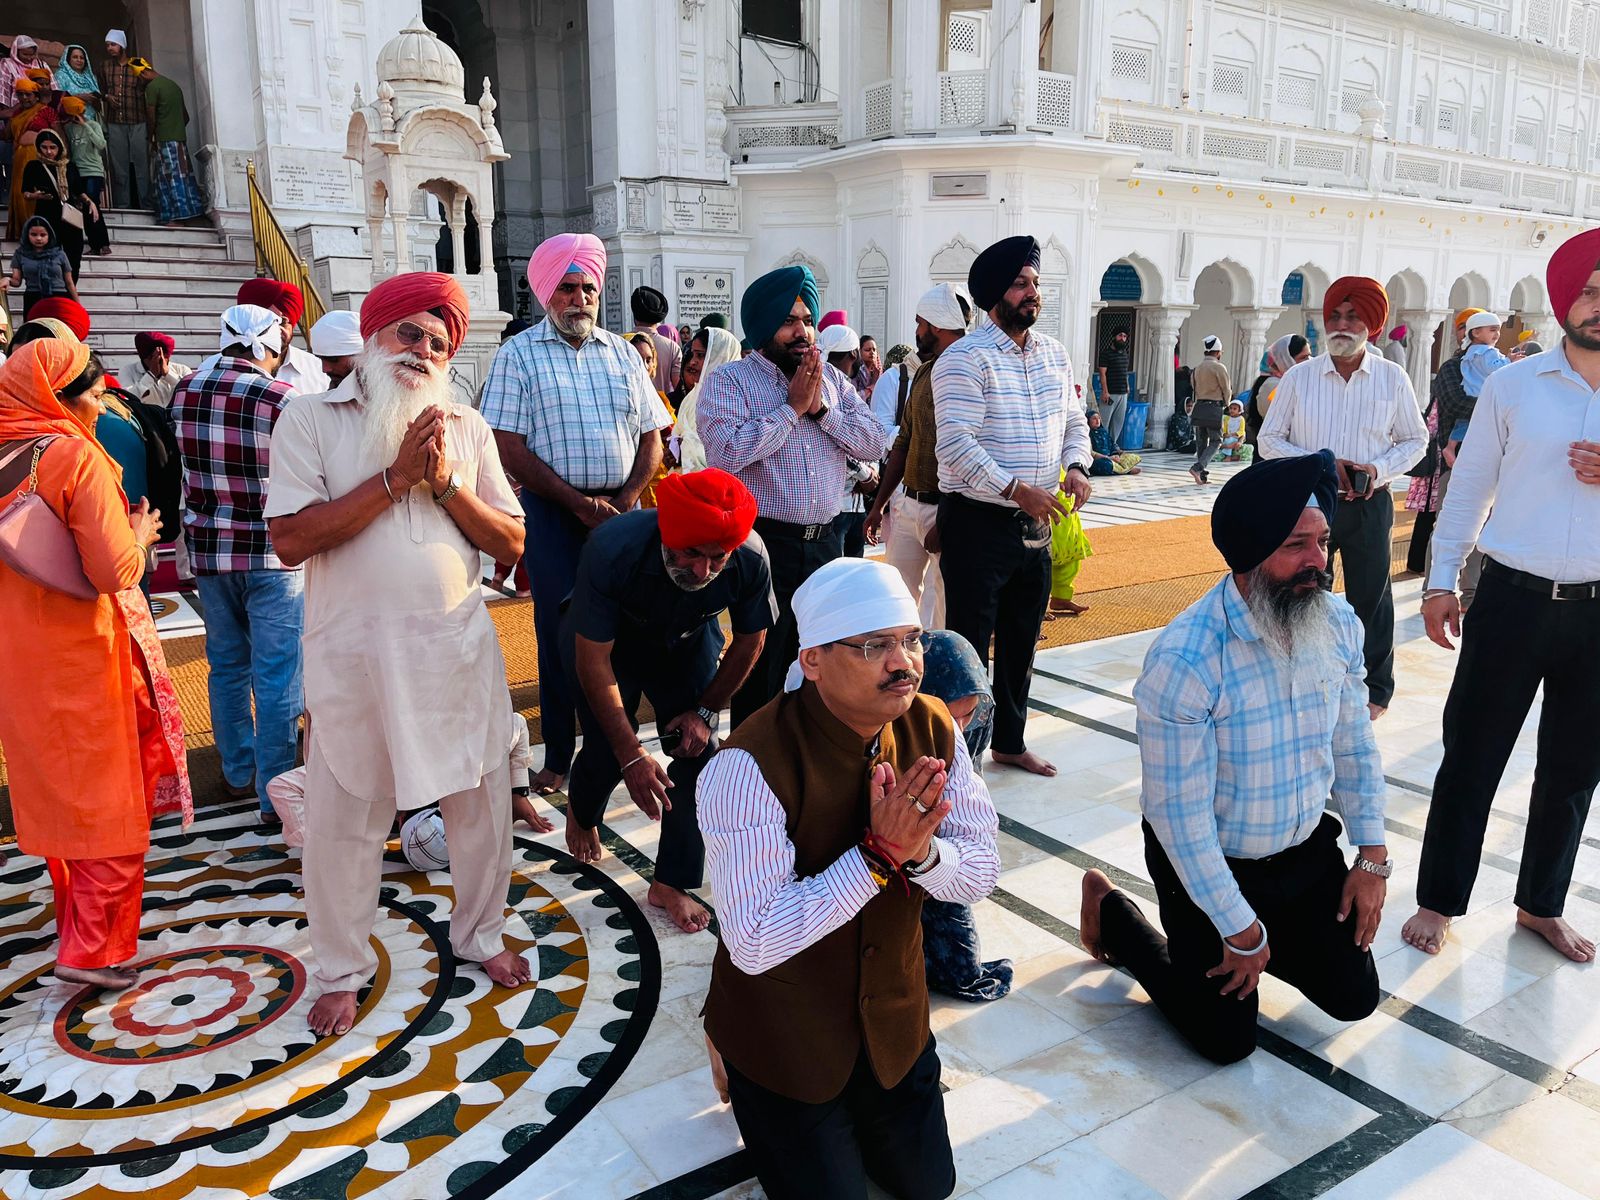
[1224,922,1269,957]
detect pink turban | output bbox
[1547,228,1600,323]
[527,233,607,310]
[818,310,848,331]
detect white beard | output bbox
[1326,332,1364,357]
[355,346,452,472]
[1244,576,1343,682]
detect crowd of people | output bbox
[1,183,1599,1193]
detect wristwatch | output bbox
[1067,462,1091,478]
[434,472,462,506]
[1354,855,1393,879]
[695,705,718,727]
[904,841,941,878]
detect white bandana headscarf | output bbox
[915,283,974,333]
[816,324,861,356]
[309,310,363,356]
[783,559,921,692]
[103,30,127,49]
[219,304,284,360]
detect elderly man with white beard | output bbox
[265,273,530,1038]
[1079,452,1391,1065]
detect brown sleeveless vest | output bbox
[703,682,955,1104]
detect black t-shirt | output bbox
[566,510,778,652]
[1098,344,1131,394]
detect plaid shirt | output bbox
[1432,352,1472,439]
[100,56,146,124]
[170,358,298,574]
[479,319,671,491]
[698,351,887,525]
[932,320,1091,503]
[1132,575,1386,938]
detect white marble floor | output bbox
[509,576,1600,1200]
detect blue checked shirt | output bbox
[478,319,673,491]
[1132,575,1387,938]
[932,320,1091,503]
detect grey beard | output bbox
[552,308,597,340]
[1243,566,1341,677]
[660,543,718,591]
[355,346,452,471]
[1326,333,1364,357]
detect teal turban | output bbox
[741,265,820,351]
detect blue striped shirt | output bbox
[931,320,1091,503]
[1132,575,1387,937]
[478,319,672,491]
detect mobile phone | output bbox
[659,728,683,753]
[1348,468,1371,497]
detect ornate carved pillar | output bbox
[1404,309,1450,403]
[1233,307,1282,390]
[448,200,467,278]
[1144,306,1194,448]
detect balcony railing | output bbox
[864,79,894,138]
[1036,72,1075,131]
[726,103,841,161]
[938,70,986,128]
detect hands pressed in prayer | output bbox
[1421,592,1462,651]
[786,347,825,415]
[1207,921,1271,999]
[868,755,950,867]
[1338,857,1388,951]
[389,406,443,490]
[1010,480,1069,525]
[130,498,162,548]
[622,748,674,820]
[423,420,451,497]
[662,711,712,758]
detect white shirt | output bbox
[1258,349,1428,486]
[699,730,1001,975]
[1429,343,1600,589]
[133,361,192,409]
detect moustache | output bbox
[880,669,921,691]
[1289,568,1335,590]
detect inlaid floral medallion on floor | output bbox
[0,812,657,1199]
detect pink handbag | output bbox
[0,437,98,599]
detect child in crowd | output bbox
[1449,311,1509,463]
[3,216,77,318]
[1216,400,1252,462]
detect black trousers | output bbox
[560,625,721,890]
[938,495,1050,756]
[1417,564,1600,918]
[1099,815,1380,1065]
[1330,493,1396,707]
[723,1036,956,1200]
[731,518,843,727]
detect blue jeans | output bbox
[196,569,305,812]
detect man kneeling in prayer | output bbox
[266,272,532,1037]
[1080,451,1391,1063]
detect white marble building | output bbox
[17,0,1596,440]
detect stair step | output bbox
[70,275,254,296]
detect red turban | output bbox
[818,310,848,331]
[134,331,176,358]
[656,469,758,553]
[27,298,90,340]
[360,272,471,356]
[236,278,304,324]
[1323,277,1388,337]
[1547,228,1600,324]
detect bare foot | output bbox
[1401,908,1451,955]
[480,946,533,987]
[1368,703,1388,721]
[1127,466,1142,475]
[1188,466,1204,485]
[55,964,139,991]
[1050,599,1090,617]
[512,792,555,833]
[648,880,711,933]
[566,821,603,864]
[992,749,1057,777]
[529,767,566,796]
[308,990,358,1037]
[1080,869,1117,962]
[1516,909,1597,962]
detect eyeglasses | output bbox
[831,632,927,663]
[394,321,451,359]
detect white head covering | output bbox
[12,35,38,54]
[816,324,861,356]
[1203,334,1223,352]
[220,304,285,360]
[915,282,973,332]
[783,559,921,692]
[103,30,127,49]
[310,310,363,356]
[1463,311,1502,333]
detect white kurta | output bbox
[265,376,521,809]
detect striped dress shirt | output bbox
[1133,575,1387,938]
[697,351,888,525]
[699,731,1001,974]
[1257,350,1428,486]
[932,320,1091,503]
[479,319,673,491]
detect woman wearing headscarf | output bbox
[6,72,60,240]
[627,331,676,505]
[917,629,1013,1001]
[22,128,111,276]
[670,325,740,473]
[1246,333,1308,449]
[0,340,192,991]
[0,34,43,108]
[53,44,103,117]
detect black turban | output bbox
[968,235,1041,310]
[1211,450,1340,574]
[631,285,669,324]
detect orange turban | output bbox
[656,468,758,553]
[60,96,87,117]
[1323,277,1389,336]
[360,272,471,356]
[26,298,91,340]
[1546,228,1600,324]
[236,278,305,325]
[1452,307,1485,335]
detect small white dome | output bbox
[375,14,464,100]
